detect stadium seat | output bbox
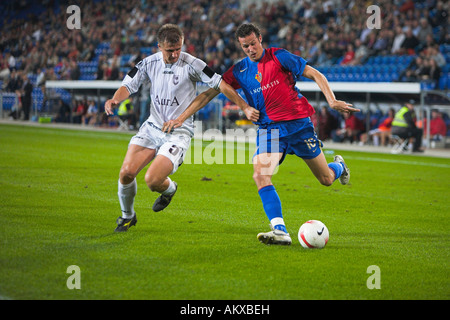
[390,135,409,154]
[111,108,128,131]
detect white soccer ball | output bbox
[298,220,329,249]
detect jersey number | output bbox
[169,145,180,156]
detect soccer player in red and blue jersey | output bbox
[163,23,359,245]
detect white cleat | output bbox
[334,155,350,185]
[257,226,292,245]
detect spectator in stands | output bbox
[331,112,365,144]
[69,60,81,81]
[430,1,448,28]
[360,108,395,146]
[6,69,22,93]
[398,56,424,82]
[55,99,71,123]
[96,55,107,80]
[0,53,11,81]
[325,41,343,65]
[428,45,446,68]
[365,32,378,54]
[401,27,420,55]
[315,46,333,66]
[391,26,406,55]
[72,99,87,124]
[36,68,45,87]
[107,55,121,81]
[19,74,33,121]
[68,44,80,61]
[372,29,391,55]
[417,18,433,46]
[80,43,96,62]
[416,57,433,80]
[423,109,448,142]
[340,43,355,65]
[421,58,441,86]
[391,101,424,152]
[350,38,369,65]
[82,100,99,126]
[45,68,57,81]
[317,106,338,141]
[5,52,16,70]
[400,0,415,13]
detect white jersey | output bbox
[122,51,222,136]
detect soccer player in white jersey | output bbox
[105,24,259,232]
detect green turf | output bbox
[0,123,449,300]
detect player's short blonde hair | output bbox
[157,24,184,45]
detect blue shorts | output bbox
[255,118,323,163]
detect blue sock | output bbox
[328,162,344,181]
[258,185,287,233]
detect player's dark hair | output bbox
[235,23,261,41]
[157,24,184,44]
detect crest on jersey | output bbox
[255,71,262,83]
[173,75,179,85]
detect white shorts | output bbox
[129,121,191,174]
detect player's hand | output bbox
[162,119,183,133]
[104,99,119,115]
[243,106,260,122]
[330,100,360,113]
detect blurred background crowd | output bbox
[0,0,449,146]
[0,0,448,83]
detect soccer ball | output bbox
[298,220,329,249]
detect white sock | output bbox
[118,178,137,219]
[271,217,287,233]
[161,177,176,195]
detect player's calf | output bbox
[152,181,178,212]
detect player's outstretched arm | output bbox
[218,80,260,122]
[104,86,130,115]
[302,65,360,113]
[162,88,220,133]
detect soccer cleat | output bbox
[334,155,350,185]
[115,214,137,232]
[152,182,177,212]
[257,225,292,245]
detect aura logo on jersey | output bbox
[154,95,180,107]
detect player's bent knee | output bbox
[319,176,334,187]
[119,167,137,185]
[253,170,272,188]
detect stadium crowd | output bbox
[0,0,449,145]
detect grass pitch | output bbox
[0,123,449,300]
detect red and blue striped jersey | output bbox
[223,48,314,125]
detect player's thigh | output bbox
[158,135,190,175]
[302,151,334,185]
[120,144,156,182]
[144,137,188,189]
[145,154,174,186]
